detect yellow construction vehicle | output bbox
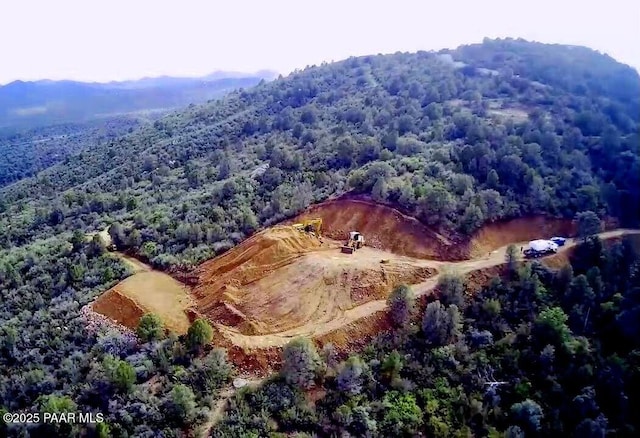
[292,218,322,237]
[341,231,365,254]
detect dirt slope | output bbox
[91,270,195,334]
[192,226,436,336]
[293,199,465,261]
[293,198,577,261]
[467,216,576,258]
[87,194,639,368]
[216,229,640,350]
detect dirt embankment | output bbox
[87,194,639,376]
[467,216,576,258]
[293,199,466,261]
[293,198,578,261]
[90,270,196,334]
[91,290,146,329]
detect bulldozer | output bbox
[341,231,364,254]
[292,218,322,238]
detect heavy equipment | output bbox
[341,231,365,254]
[292,218,322,237]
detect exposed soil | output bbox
[292,198,465,261]
[192,225,437,336]
[90,270,195,334]
[467,216,576,258]
[91,290,146,329]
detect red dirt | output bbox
[91,289,145,329]
[293,198,577,262]
[192,225,436,336]
[467,216,576,258]
[89,270,195,334]
[87,194,639,376]
[293,199,466,261]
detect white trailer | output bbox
[524,239,558,258]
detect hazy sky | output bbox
[1,0,638,84]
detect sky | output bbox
[0,0,639,84]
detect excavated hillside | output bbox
[468,216,576,257]
[293,198,467,261]
[191,225,436,336]
[293,198,577,260]
[90,197,639,368]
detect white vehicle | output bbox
[524,239,558,258]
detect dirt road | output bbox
[216,229,640,349]
[197,378,261,437]
[113,251,152,273]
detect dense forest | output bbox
[0,117,145,187]
[1,38,639,436]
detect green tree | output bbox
[438,273,466,308]
[388,284,415,328]
[511,399,544,433]
[422,301,462,346]
[380,391,423,436]
[39,394,76,413]
[576,211,602,239]
[70,229,85,252]
[186,318,213,351]
[506,244,519,273]
[167,384,197,424]
[108,222,126,249]
[381,350,404,384]
[192,348,232,391]
[104,355,136,393]
[533,307,572,347]
[96,422,111,438]
[37,394,78,437]
[337,355,365,396]
[137,313,165,342]
[372,177,389,202]
[88,234,106,257]
[281,338,324,389]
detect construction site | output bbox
[88,197,638,371]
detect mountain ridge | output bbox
[0,70,278,130]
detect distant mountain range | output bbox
[0,70,278,130]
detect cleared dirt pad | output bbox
[192,225,436,336]
[91,271,194,334]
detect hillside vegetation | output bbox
[0,117,144,187]
[1,39,639,436]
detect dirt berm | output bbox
[191,225,436,336]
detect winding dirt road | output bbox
[215,229,640,349]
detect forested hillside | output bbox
[0,117,145,187]
[1,38,639,436]
[1,38,638,268]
